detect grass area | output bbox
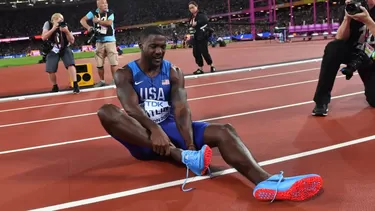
[0,47,142,68]
[0,41,231,68]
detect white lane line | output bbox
[0,58,322,103]
[0,90,365,155]
[0,67,320,113]
[0,73,347,129]
[29,134,375,211]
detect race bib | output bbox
[52,45,60,54]
[365,43,374,58]
[99,25,108,34]
[142,99,170,124]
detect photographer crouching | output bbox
[188,1,216,75]
[312,0,375,116]
[42,13,80,94]
[80,0,118,87]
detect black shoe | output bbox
[312,104,328,116]
[210,66,216,73]
[51,84,59,92]
[193,69,204,75]
[73,84,80,94]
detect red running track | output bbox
[0,61,374,211]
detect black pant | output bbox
[192,39,213,67]
[313,39,375,107]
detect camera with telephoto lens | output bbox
[86,27,100,44]
[345,0,369,15]
[340,49,373,80]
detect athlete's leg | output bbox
[97,104,182,161]
[203,123,270,184]
[203,123,322,201]
[97,104,212,177]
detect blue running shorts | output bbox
[111,116,209,160]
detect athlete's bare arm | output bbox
[114,66,160,132]
[170,66,195,148]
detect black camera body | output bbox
[58,21,67,27]
[41,40,54,54]
[345,0,369,15]
[340,49,373,80]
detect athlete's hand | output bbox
[150,127,171,156]
[187,144,196,151]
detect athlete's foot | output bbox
[180,145,213,192]
[253,171,323,202]
[182,145,212,175]
[210,66,216,73]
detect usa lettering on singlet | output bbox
[129,59,172,124]
[139,87,171,124]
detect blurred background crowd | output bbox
[0,0,343,56]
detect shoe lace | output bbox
[181,166,212,192]
[270,171,284,203]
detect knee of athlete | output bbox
[217,123,236,143]
[97,103,119,121]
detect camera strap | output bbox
[362,28,375,58]
[51,30,66,54]
[364,42,374,58]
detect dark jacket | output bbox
[188,11,211,41]
[44,21,69,53]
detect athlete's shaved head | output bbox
[140,26,165,43]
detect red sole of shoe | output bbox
[254,176,323,201]
[200,146,213,175]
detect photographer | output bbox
[42,13,80,94]
[188,1,216,75]
[312,0,375,116]
[80,0,118,87]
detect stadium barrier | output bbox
[288,23,340,33]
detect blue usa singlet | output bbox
[127,60,173,124]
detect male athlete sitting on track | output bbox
[97,26,323,202]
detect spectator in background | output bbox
[42,13,80,94]
[188,1,216,75]
[80,0,118,87]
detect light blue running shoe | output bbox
[180,145,213,192]
[253,171,323,202]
